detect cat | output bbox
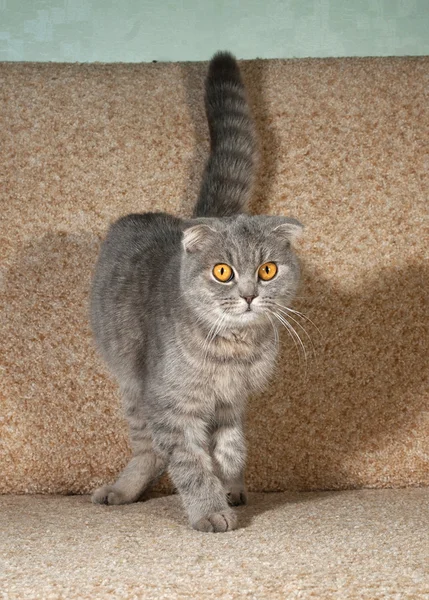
[90,51,303,532]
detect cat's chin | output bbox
[209,309,263,330]
[235,310,265,326]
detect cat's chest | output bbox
[208,357,274,401]
[195,338,276,402]
[165,328,277,402]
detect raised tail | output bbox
[192,52,257,218]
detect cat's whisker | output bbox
[212,313,227,341]
[265,312,279,350]
[273,306,316,357]
[201,316,221,361]
[201,312,227,365]
[271,310,308,367]
[268,310,300,359]
[274,302,322,337]
[279,314,307,363]
[203,320,219,354]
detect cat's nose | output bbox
[242,295,257,305]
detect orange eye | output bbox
[258,262,277,281]
[213,263,234,282]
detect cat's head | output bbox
[180,214,303,330]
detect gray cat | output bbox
[90,52,303,532]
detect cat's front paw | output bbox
[227,489,248,506]
[91,485,128,505]
[192,509,238,533]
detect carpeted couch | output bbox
[1,56,428,598]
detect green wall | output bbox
[1,0,428,62]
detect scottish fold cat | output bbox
[90,52,302,532]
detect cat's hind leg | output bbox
[92,401,166,505]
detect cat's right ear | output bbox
[182,224,218,253]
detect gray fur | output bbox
[90,52,303,532]
[193,51,257,218]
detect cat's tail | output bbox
[192,51,257,218]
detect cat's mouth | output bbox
[239,307,261,321]
[219,301,264,322]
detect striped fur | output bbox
[193,52,257,218]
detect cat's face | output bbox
[181,215,302,331]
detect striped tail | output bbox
[192,51,257,218]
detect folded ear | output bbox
[182,224,219,253]
[272,217,304,243]
[256,215,303,244]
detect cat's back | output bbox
[90,212,182,373]
[96,212,182,266]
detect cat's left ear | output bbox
[182,224,218,253]
[265,216,303,244]
[272,217,303,243]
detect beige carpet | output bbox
[1,489,428,599]
[1,57,428,495]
